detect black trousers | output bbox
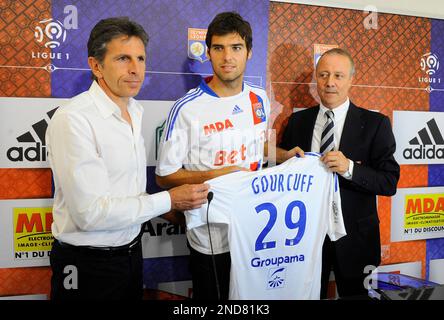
[188,244,231,300]
[50,239,143,300]
[320,236,368,299]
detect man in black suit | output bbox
[279,48,400,298]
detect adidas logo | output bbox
[232,105,243,115]
[403,118,444,160]
[7,108,58,162]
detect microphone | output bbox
[205,190,220,300]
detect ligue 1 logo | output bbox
[419,52,441,86]
[31,5,78,64]
[34,18,67,49]
[420,53,439,76]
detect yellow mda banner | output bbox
[13,207,54,259]
[392,187,444,242]
[404,194,444,229]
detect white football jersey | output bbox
[186,153,346,300]
[156,78,270,255]
[156,78,269,175]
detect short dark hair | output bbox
[87,17,148,79]
[318,48,355,76]
[205,12,252,52]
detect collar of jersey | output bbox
[199,76,245,98]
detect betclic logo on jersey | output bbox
[393,111,444,164]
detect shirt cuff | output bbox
[341,159,354,180]
[143,190,171,218]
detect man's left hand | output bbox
[321,151,349,175]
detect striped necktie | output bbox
[320,110,335,154]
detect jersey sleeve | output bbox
[185,172,244,229]
[327,173,347,241]
[155,103,190,177]
[185,190,231,230]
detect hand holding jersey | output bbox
[321,150,351,175]
[185,154,346,299]
[168,183,210,211]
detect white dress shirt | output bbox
[46,81,171,247]
[311,98,354,179]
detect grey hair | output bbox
[318,48,355,76]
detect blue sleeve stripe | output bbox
[164,87,201,140]
[165,89,204,141]
[305,152,321,157]
[164,87,199,132]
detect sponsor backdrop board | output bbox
[429,258,444,284]
[393,111,444,165]
[0,199,190,268]
[0,0,269,298]
[0,98,173,168]
[0,0,443,299]
[0,98,64,168]
[267,1,444,290]
[0,199,54,268]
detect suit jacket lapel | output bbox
[305,106,319,152]
[339,102,362,156]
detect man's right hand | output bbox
[286,146,305,159]
[168,183,210,211]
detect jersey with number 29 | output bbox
[186,153,346,299]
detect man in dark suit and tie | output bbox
[279,48,400,298]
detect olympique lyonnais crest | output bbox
[249,92,266,125]
[188,28,208,63]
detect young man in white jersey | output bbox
[156,12,301,300]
